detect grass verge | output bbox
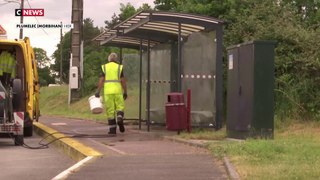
[39,85,142,122]
[208,121,320,179]
[174,121,320,179]
[178,128,227,140]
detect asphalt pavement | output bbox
[36,116,228,180]
[0,133,75,180]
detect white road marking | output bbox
[85,136,128,155]
[104,145,127,155]
[51,156,94,180]
[51,123,67,126]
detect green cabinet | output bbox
[226,41,276,139]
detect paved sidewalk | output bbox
[37,116,228,180]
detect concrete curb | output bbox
[163,136,240,180]
[223,156,240,180]
[163,136,206,148]
[33,122,103,161]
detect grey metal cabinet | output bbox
[226,41,276,139]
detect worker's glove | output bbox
[123,93,128,100]
[95,91,100,98]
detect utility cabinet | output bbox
[70,66,79,89]
[226,41,276,139]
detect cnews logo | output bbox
[15,9,44,16]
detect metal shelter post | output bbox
[147,39,151,132]
[215,26,223,130]
[139,39,143,130]
[119,47,123,64]
[177,22,182,92]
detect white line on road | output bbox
[86,137,127,155]
[105,145,127,155]
[52,156,94,180]
[51,123,67,126]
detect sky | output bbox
[0,0,154,58]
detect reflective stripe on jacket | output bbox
[102,62,123,95]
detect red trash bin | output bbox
[166,93,187,131]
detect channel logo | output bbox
[15,9,44,16]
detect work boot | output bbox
[118,121,125,133]
[108,128,117,136]
[117,111,125,133]
[108,119,117,136]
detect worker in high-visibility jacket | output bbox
[96,53,127,135]
[0,51,16,85]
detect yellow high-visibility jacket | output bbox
[0,51,15,77]
[102,62,123,95]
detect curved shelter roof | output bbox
[94,11,224,49]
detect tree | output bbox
[51,31,71,83]
[154,0,178,11]
[137,3,153,11]
[222,0,320,119]
[34,47,51,68]
[105,3,151,28]
[83,18,101,46]
[154,0,320,120]
[105,13,120,29]
[52,18,101,83]
[33,47,55,86]
[37,67,55,86]
[118,3,136,21]
[281,0,320,27]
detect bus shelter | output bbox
[94,11,224,131]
